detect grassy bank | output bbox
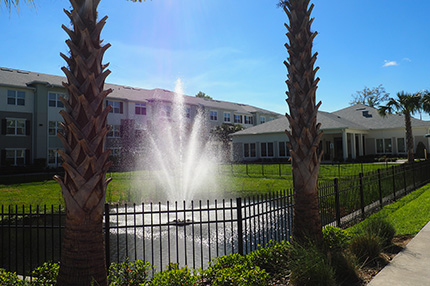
[349,184,430,236]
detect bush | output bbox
[149,263,199,286]
[363,218,395,248]
[246,240,291,276]
[349,234,381,264]
[0,269,27,286]
[202,253,268,286]
[289,242,336,286]
[328,251,360,285]
[108,258,153,285]
[323,226,351,251]
[31,262,59,285]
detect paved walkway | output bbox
[368,221,430,286]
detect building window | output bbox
[269,117,275,121]
[107,100,123,114]
[185,107,191,118]
[160,105,171,117]
[48,93,65,108]
[210,111,218,121]
[107,125,121,138]
[384,138,392,153]
[234,114,242,124]
[244,143,256,158]
[49,121,63,136]
[261,142,274,157]
[7,90,25,106]
[376,138,392,153]
[244,115,254,125]
[48,149,63,166]
[6,149,25,166]
[279,142,290,157]
[260,116,266,124]
[6,119,25,135]
[376,139,383,153]
[224,112,231,122]
[397,138,406,153]
[110,147,121,157]
[135,103,146,115]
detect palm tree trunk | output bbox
[54,0,112,284]
[283,0,323,244]
[405,112,414,164]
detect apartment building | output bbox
[0,67,280,168]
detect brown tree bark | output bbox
[404,112,415,164]
[283,0,323,244]
[54,0,112,284]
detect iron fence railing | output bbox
[1,160,430,279]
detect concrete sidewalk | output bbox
[368,221,430,286]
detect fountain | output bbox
[106,80,290,271]
[136,78,223,203]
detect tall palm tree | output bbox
[378,91,422,164]
[282,0,323,244]
[53,0,113,284]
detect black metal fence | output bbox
[220,161,396,179]
[1,161,430,279]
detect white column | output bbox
[342,130,348,161]
[351,133,356,159]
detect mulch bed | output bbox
[357,235,413,285]
[268,235,413,286]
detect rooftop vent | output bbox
[362,110,372,118]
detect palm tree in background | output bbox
[378,91,422,164]
[1,0,34,13]
[281,0,323,244]
[54,0,113,284]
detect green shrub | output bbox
[149,263,199,286]
[328,251,360,285]
[323,226,351,251]
[349,234,381,264]
[31,261,59,285]
[363,218,395,248]
[108,258,153,285]
[0,269,27,286]
[289,242,336,286]
[203,253,268,286]
[247,240,291,276]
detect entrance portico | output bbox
[320,129,367,161]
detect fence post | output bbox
[334,178,340,227]
[104,203,110,269]
[412,161,416,189]
[236,198,244,255]
[359,173,365,220]
[378,169,383,207]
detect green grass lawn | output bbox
[0,162,398,208]
[349,184,430,236]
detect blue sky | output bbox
[2,0,430,118]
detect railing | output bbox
[1,160,430,279]
[105,191,293,272]
[219,161,396,179]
